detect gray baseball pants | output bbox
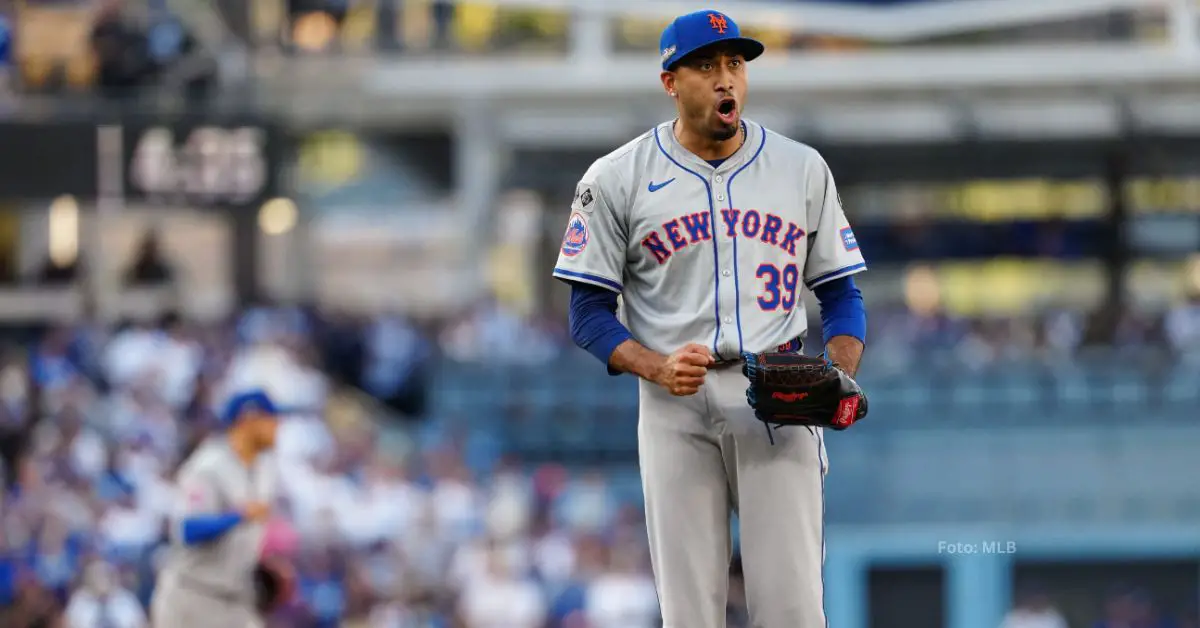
[150,576,262,628]
[638,361,829,628]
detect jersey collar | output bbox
[660,118,763,174]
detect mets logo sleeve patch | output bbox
[552,157,629,293]
[561,212,589,257]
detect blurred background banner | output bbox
[0,1,1195,627]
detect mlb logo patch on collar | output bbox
[840,227,858,251]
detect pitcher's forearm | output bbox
[826,335,864,376]
[609,339,668,382]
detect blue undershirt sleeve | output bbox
[812,275,867,345]
[180,512,243,545]
[568,282,633,376]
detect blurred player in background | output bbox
[149,345,298,628]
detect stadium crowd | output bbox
[0,286,1190,627]
[0,0,1193,625]
[0,301,670,628]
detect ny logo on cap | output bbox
[708,13,728,34]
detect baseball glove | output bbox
[253,558,295,613]
[742,351,868,442]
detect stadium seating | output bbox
[432,353,1200,527]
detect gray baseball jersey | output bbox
[553,119,866,628]
[158,437,276,604]
[553,119,865,360]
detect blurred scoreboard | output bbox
[0,115,283,210]
[121,118,282,209]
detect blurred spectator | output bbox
[426,447,481,543]
[456,544,547,628]
[57,406,106,482]
[238,302,311,348]
[431,0,455,51]
[1093,585,1176,628]
[0,539,17,608]
[0,11,9,68]
[554,470,617,535]
[0,354,32,489]
[1165,291,1200,357]
[36,254,81,285]
[440,296,562,365]
[63,559,147,628]
[374,0,399,51]
[32,327,81,394]
[122,230,174,287]
[89,0,156,98]
[1000,585,1069,628]
[143,7,216,100]
[151,312,204,411]
[297,548,350,628]
[1041,308,1085,357]
[85,0,213,99]
[531,511,576,598]
[583,540,658,628]
[5,574,59,627]
[315,309,363,386]
[103,319,164,392]
[0,9,12,97]
[96,483,160,565]
[362,313,431,420]
[30,514,82,603]
[483,463,534,541]
[392,510,455,616]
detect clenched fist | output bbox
[654,343,715,396]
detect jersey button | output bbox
[722,270,731,277]
[723,316,732,324]
[714,175,723,183]
[717,193,726,201]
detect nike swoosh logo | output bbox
[647,178,676,192]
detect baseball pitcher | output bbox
[150,345,298,628]
[555,9,870,628]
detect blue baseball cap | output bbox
[218,389,281,426]
[659,10,765,71]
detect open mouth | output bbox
[716,98,737,124]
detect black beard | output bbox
[710,121,739,142]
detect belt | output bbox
[712,336,804,366]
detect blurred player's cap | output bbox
[215,344,308,426]
[659,10,765,71]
